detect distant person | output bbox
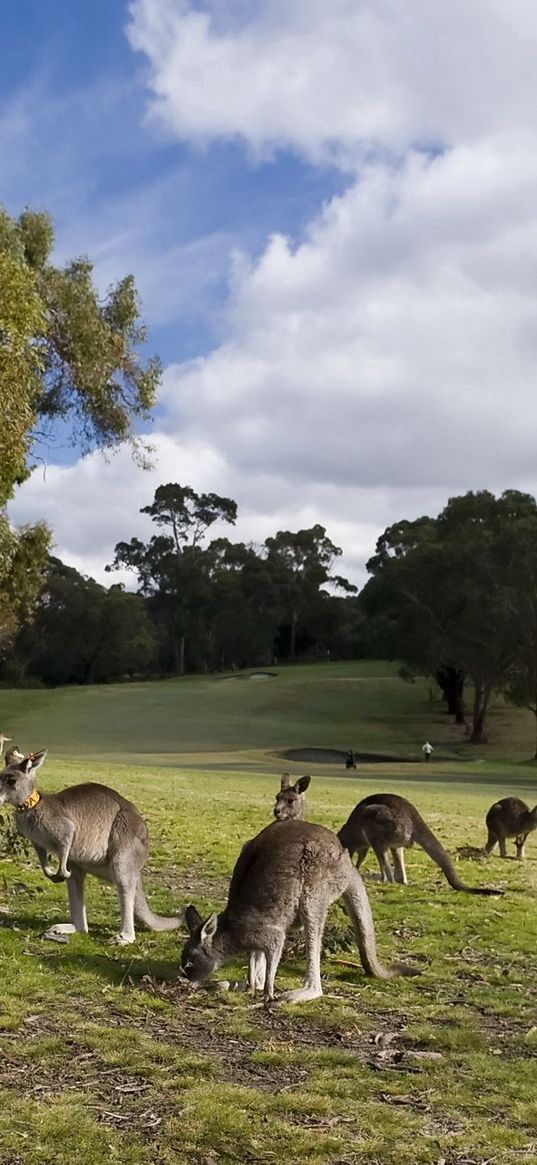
[345,750,357,770]
[422,741,434,762]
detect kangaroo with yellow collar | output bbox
[0,750,183,944]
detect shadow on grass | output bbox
[39,948,181,988]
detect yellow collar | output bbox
[16,789,41,812]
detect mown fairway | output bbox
[1,663,537,1164]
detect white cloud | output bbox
[158,138,537,499]
[128,0,537,164]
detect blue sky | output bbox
[6,1,537,587]
[1,1,344,370]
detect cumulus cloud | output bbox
[159,139,537,496]
[127,0,537,163]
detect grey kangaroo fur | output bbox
[273,773,310,821]
[181,818,419,1004]
[338,793,503,896]
[0,751,184,944]
[485,797,537,860]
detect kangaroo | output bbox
[180,818,419,1003]
[485,797,537,860]
[338,793,503,896]
[0,751,184,944]
[4,744,24,766]
[273,774,310,821]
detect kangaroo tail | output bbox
[415,821,503,896]
[134,881,185,931]
[342,867,420,979]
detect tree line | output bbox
[1,483,368,685]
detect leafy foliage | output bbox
[363,489,537,749]
[0,204,160,654]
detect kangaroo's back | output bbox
[486,797,531,834]
[54,783,148,846]
[338,792,415,849]
[228,820,351,920]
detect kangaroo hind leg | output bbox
[484,831,497,854]
[372,842,395,883]
[44,868,88,936]
[248,951,267,996]
[515,833,528,861]
[391,847,408,885]
[279,904,327,1004]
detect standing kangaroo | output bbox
[273,774,310,821]
[181,819,419,1003]
[0,751,183,944]
[338,793,503,896]
[485,797,537,860]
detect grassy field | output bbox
[1,663,537,1164]
[1,658,537,767]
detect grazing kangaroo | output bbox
[338,793,503,896]
[273,774,310,820]
[485,797,537,860]
[181,819,419,1003]
[0,751,184,944]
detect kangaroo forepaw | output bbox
[49,871,67,884]
[110,932,135,947]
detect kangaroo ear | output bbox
[295,775,311,794]
[280,773,292,789]
[201,912,218,943]
[24,750,47,774]
[185,905,203,934]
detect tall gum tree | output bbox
[0,205,161,650]
[108,484,237,675]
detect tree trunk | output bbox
[172,635,185,675]
[290,609,298,662]
[436,666,465,722]
[470,681,490,743]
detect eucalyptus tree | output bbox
[362,490,537,744]
[108,484,237,674]
[0,204,160,651]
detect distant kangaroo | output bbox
[273,774,310,821]
[180,819,419,1003]
[485,797,537,860]
[0,751,184,944]
[338,793,503,896]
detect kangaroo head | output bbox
[4,745,24,767]
[180,905,220,982]
[273,774,311,821]
[0,750,47,807]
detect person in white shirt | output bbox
[422,741,433,762]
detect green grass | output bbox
[1,657,537,766]
[1,664,537,1163]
